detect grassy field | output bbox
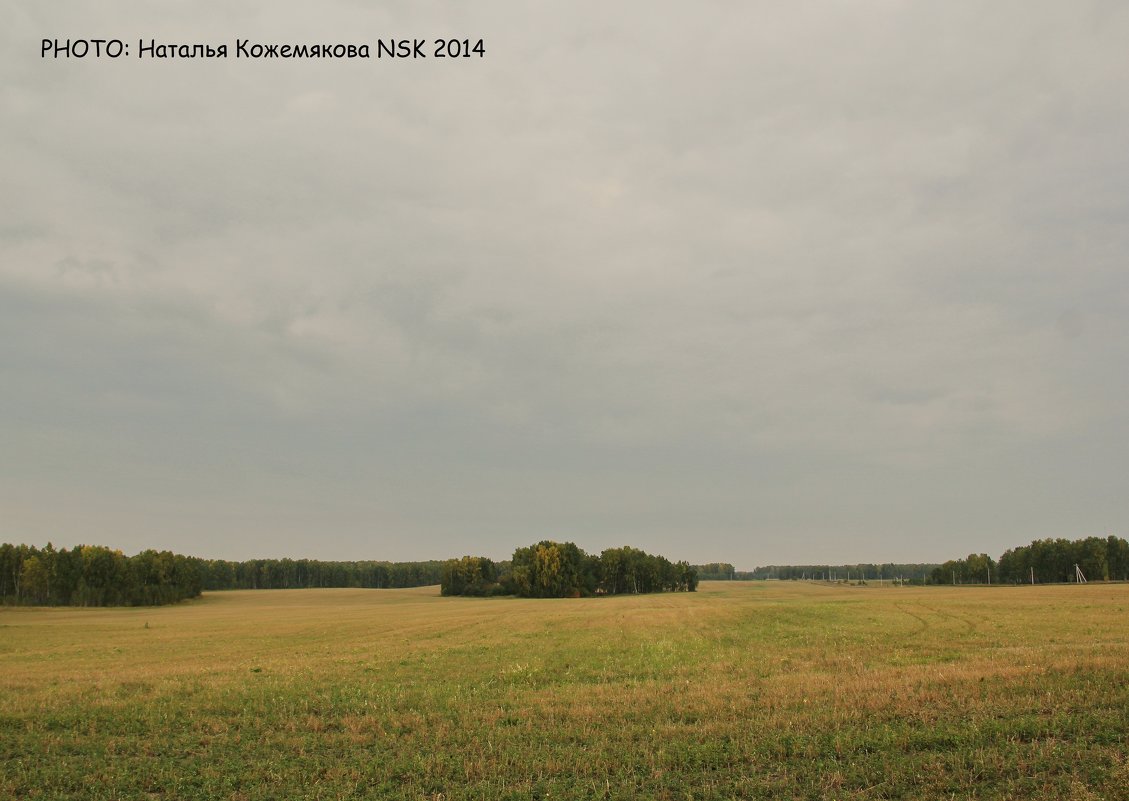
[2,582,1128,800]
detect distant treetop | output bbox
[442,541,697,598]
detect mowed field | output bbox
[2,582,1128,800]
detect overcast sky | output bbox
[2,2,1127,567]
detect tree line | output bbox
[693,562,941,582]
[694,563,739,581]
[197,558,445,591]
[753,563,940,582]
[442,541,698,598]
[13,533,1116,607]
[933,536,1129,585]
[0,542,447,606]
[0,543,203,607]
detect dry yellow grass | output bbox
[2,581,1128,799]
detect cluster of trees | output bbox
[934,536,1129,585]
[596,545,697,595]
[0,543,449,607]
[440,556,505,597]
[442,541,698,598]
[0,543,203,607]
[931,553,997,585]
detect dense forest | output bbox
[0,544,203,607]
[0,543,445,607]
[442,541,698,598]
[933,536,1129,584]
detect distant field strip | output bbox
[2,582,1128,800]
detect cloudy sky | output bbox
[2,2,1127,567]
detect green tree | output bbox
[440,556,500,596]
[20,555,50,604]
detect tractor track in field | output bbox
[911,601,980,635]
[893,603,931,635]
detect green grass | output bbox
[2,582,1128,799]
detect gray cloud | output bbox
[3,1,1128,565]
